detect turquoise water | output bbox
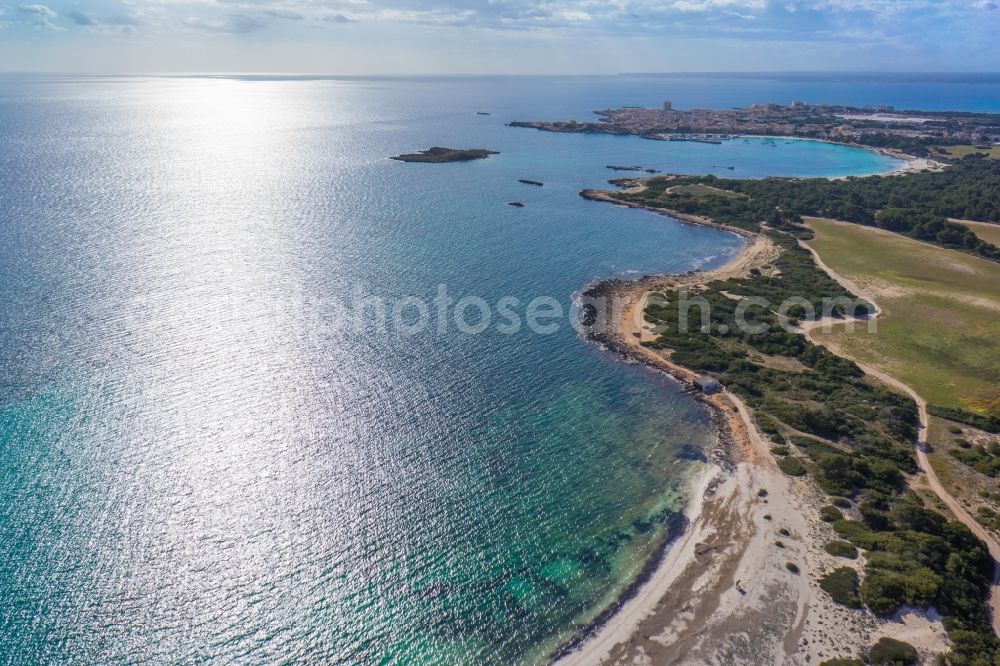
[0,75,910,664]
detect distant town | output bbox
[511,101,1000,155]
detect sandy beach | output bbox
[561,200,952,664]
[868,146,947,176]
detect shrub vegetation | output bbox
[616,161,1000,662]
[824,540,858,559]
[778,456,807,476]
[820,505,845,522]
[819,567,862,608]
[950,441,1000,477]
[868,637,918,665]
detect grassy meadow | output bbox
[937,144,1000,160]
[954,219,1000,247]
[804,217,1000,419]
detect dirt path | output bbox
[797,235,882,317]
[800,248,1000,637]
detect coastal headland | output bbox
[559,159,1000,664]
[510,101,1000,163]
[568,194,889,664]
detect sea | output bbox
[1,73,997,664]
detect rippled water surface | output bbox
[0,74,917,663]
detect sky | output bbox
[0,0,998,74]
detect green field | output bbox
[937,144,1000,159]
[956,219,1000,247]
[805,217,1000,418]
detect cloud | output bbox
[14,0,1000,46]
[434,0,992,31]
[321,13,357,23]
[66,9,142,33]
[263,9,305,20]
[17,3,57,17]
[68,10,98,25]
[181,13,267,32]
[15,1,72,29]
[16,3,70,30]
[36,16,64,30]
[667,0,767,12]
[109,14,142,26]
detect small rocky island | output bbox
[391,147,498,163]
[607,165,659,173]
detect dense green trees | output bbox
[616,155,1000,260]
[836,133,944,158]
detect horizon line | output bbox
[3,70,1000,78]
